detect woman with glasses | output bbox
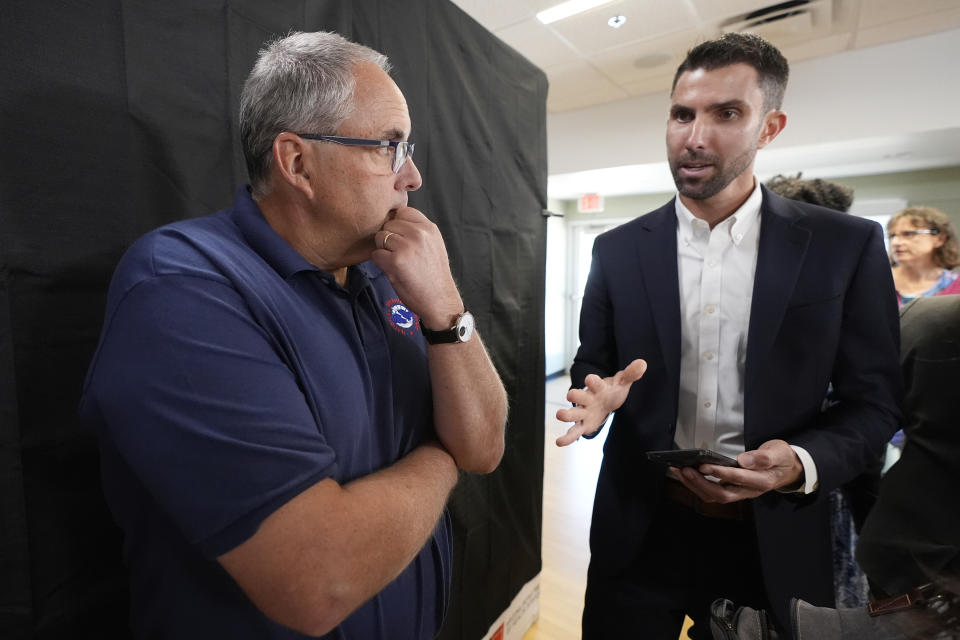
[884,206,960,479]
[888,206,960,306]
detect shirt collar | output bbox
[674,178,763,246]
[229,185,383,286]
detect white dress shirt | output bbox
[673,182,818,493]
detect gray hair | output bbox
[239,31,391,196]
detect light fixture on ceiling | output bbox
[608,15,627,28]
[536,0,616,25]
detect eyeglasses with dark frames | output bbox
[888,229,940,240]
[295,134,414,174]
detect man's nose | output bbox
[684,119,708,150]
[398,157,422,192]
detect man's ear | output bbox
[272,133,314,198]
[757,110,787,150]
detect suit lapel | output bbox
[745,188,811,389]
[634,202,681,384]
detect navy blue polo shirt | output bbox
[80,187,451,639]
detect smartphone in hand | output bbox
[646,448,740,468]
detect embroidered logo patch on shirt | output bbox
[386,298,419,336]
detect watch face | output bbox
[456,312,475,342]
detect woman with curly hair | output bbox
[888,206,960,305]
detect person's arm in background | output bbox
[374,207,507,473]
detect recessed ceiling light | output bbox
[608,15,626,28]
[536,0,616,25]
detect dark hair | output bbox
[888,206,960,269]
[672,33,789,112]
[765,173,853,212]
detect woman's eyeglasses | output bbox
[888,229,939,240]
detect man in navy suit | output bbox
[556,33,902,639]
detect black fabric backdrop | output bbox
[0,2,547,638]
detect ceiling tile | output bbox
[546,0,695,56]
[586,28,705,86]
[452,0,960,137]
[857,0,960,29]
[544,60,630,112]
[854,8,960,47]
[494,18,582,68]
[780,32,853,63]
[620,73,676,98]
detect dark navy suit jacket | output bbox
[571,185,902,620]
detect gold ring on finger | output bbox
[382,231,395,250]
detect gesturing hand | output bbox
[555,359,647,447]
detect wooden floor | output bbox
[523,376,693,640]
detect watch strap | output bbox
[421,325,461,344]
[421,310,471,344]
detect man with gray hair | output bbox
[80,31,507,639]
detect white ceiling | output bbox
[448,0,960,199]
[449,0,960,113]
